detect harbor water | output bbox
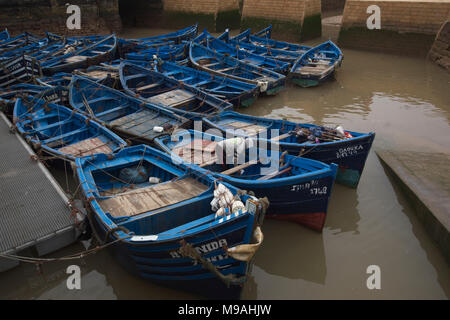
[0,28,449,300]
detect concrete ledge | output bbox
[241,17,303,41]
[377,150,450,263]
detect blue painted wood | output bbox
[75,144,260,298]
[232,28,310,54]
[0,29,10,42]
[69,75,188,144]
[155,129,338,231]
[290,40,344,87]
[194,30,291,74]
[189,42,286,95]
[218,29,304,64]
[119,61,232,119]
[154,59,259,108]
[203,111,375,188]
[13,96,127,162]
[126,43,187,62]
[41,34,118,75]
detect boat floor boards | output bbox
[147,89,196,108]
[58,137,113,157]
[98,177,209,218]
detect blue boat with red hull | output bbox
[203,111,375,188]
[75,144,267,298]
[155,130,337,231]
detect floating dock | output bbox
[377,150,450,263]
[0,112,79,272]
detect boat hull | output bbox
[281,133,375,188]
[221,168,337,231]
[84,199,253,298]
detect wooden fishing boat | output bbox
[0,29,10,42]
[128,24,198,45]
[0,84,67,115]
[193,31,290,74]
[290,41,343,87]
[126,43,187,62]
[189,42,286,96]
[41,34,118,75]
[119,62,232,119]
[218,30,304,64]
[0,54,42,88]
[36,72,73,87]
[0,33,65,60]
[153,59,259,108]
[0,32,40,56]
[75,144,266,298]
[203,111,375,188]
[13,96,127,162]
[155,129,337,231]
[231,28,310,54]
[36,66,118,88]
[69,75,188,144]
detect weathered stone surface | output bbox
[0,0,121,36]
[338,0,450,56]
[377,150,450,264]
[241,0,322,40]
[429,20,450,72]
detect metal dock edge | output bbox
[0,112,78,272]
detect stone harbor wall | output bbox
[241,0,322,41]
[162,0,241,32]
[429,19,450,72]
[322,0,346,13]
[0,0,122,36]
[338,0,450,56]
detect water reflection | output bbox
[253,220,327,285]
[325,184,361,235]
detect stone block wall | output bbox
[429,19,450,72]
[0,0,121,36]
[162,0,241,31]
[321,0,346,13]
[241,0,322,41]
[339,0,450,56]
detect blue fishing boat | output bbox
[0,84,67,115]
[119,62,232,119]
[127,24,198,45]
[290,41,343,87]
[41,34,118,75]
[69,75,188,144]
[155,130,337,231]
[0,29,10,42]
[193,30,290,74]
[218,30,304,64]
[75,144,266,298]
[153,59,259,108]
[203,111,375,188]
[232,28,310,54]
[189,42,286,95]
[36,72,73,87]
[13,96,127,162]
[0,33,65,60]
[0,54,42,87]
[126,43,187,62]
[0,32,39,56]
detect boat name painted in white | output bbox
[291,179,320,192]
[170,238,227,258]
[336,145,363,159]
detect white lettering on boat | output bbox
[169,239,228,258]
[336,144,363,159]
[290,179,320,192]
